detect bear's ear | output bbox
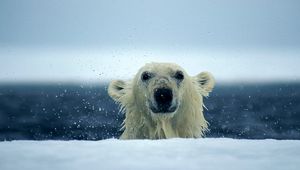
[108,80,127,102]
[194,72,215,96]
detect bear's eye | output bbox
[174,71,184,81]
[141,72,153,81]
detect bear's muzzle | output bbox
[150,88,177,114]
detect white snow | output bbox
[1,138,300,170]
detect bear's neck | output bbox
[122,106,207,139]
[148,117,179,139]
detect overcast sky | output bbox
[0,0,300,83]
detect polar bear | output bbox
[108,62,215,139]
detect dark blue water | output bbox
[0,83,299,140]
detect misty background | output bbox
[0,0,299,140]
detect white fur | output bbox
[108,62,215,139]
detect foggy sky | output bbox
[0,0,300,82]
[1,0,300,48]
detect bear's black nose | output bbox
[153,88,173,113]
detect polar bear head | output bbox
[108,62,215,139]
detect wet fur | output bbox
[108,63,214,139]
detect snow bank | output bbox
[0,138,299,170]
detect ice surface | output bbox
[0,138,299,170]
